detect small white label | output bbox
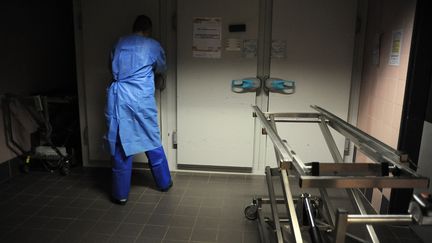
[389,30,403,66]
[225,38,242,51]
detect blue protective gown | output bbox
[106,34,171,199]
[106,34,166,157]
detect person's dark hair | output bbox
[133,15,152,33]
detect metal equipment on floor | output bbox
[245,105,430,243]
[2,94,78,175]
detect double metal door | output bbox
[176,0,357,172]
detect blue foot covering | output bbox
[111,142,133,201]
[146,146,172,191]
[112,144,172,200]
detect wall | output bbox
[0,1,76,177]
[357,0,416,156]
[416,69,432,193]
[356,0,416,211]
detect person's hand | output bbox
[155,73,166,91]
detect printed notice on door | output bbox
[389,30,403,66]
[193,17,222,58]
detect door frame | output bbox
[391,0,432,214]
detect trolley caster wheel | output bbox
[60,160,71,176]
[21,164,30,174]
[244,204,258,220]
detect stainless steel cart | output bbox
[245,105,430,243]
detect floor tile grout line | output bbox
[54,186,103,242]
[131,187,166,242]
[52,195,99,238]
[71,196,116,242]
[135,202,161,241]
[1,171,267,243]
[186,199,200,242]
[166,173,197,242]
[100,201,138,240]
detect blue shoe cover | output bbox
[146,147,172,190]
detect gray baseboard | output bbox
[177,164,252,173]
[0,157,21,183]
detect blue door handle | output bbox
[231,78,261,93]
[265,78,295,94]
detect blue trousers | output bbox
[112,142,172,200]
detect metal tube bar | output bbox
[270,115,283,167]
[264,112,320,119]
[351,188,380,214]
[297,190,305,226]
[270,115,311,179]
[312,163,386,177]
[299,176,429,189]
[253,105,308,175]
[265,166,284,243]
[348,189,380,243]
[273,119,321,123]
[413,193,427,207]
[346,233,369,243]
[316,118,349,232]
[282,141,310,175]
[318,116,344,163]
[319,189,336,227]
[260,198,292,204]
[319,118,380,242]
[280,169,303,242]
[312,106,429,188]
[335,209,348,243]
[254,105,293,162]
[347,214,413,224]
[257,208,271,243]
[312,105,419,177]
[265,218,290,223]
[313,105,400,158]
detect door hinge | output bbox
[355,16,362,34]
[83,126,88,146]
[172,131,177,149]
[171,12,177,31]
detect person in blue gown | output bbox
[105,15,172,205]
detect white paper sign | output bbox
[389,30,403,66]
[271,40,287,59]
[242,39,257,58]
[193,17,222,58]
[225,38,241,51]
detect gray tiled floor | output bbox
[0,169,266,243]
[0,169,426,243]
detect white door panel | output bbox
[177,64,257,167]
[266,0,357,166]
[177,0,259,168]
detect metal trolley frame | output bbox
[245,105,429,243]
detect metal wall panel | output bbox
[176,0,259,168]
[266,0,357,166]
